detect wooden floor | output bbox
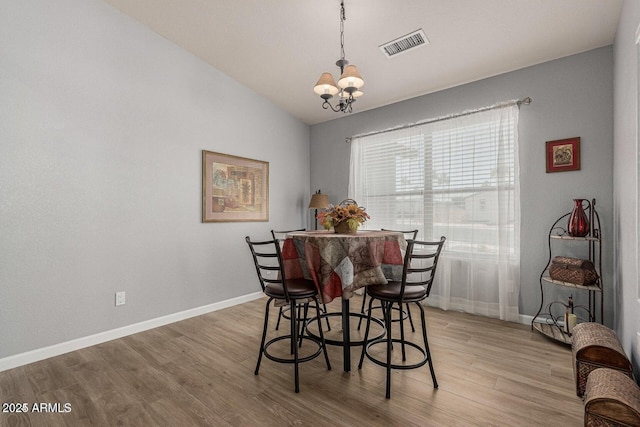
[0,295,584,426]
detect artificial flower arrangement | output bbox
[317,199,370,233]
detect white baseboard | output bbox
[0,291,264,373]
[422,297,533,325]
[519,313,534,325]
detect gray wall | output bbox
[311,47,615,325]
[0,0,310,360]
[613,0,640,371]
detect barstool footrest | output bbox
[364,338,429,370]
[263,335,323,365]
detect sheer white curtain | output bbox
[349,103,520,321]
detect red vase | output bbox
[568,199,590,237]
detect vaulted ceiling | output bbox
[102,0,622,125]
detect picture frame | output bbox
[202,150,269,222]
[545,137,581,173]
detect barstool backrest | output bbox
[245,236,290,302]
[381,228,418,241]
[400,236,446,300]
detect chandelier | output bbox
[313,1,364,113]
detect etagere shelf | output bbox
[532,199,603,345]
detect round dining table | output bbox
[282,229,407,371]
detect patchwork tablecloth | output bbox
[282,230,406,303]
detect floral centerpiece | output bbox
[317,199,370,233]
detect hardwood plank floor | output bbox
[0,296,584,426]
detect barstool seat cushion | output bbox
[367,282,427,301]
[265,279,318,299]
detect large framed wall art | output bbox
[202,150,269,222]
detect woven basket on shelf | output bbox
[549,256,598,285]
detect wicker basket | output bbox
[584,368,640,427]
[572,322,633,398]
[332,199,364,234]
[549,256,598,285]
[334,220,357,234]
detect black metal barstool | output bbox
[357,229,419,332]
[358,236,446,398]
[271,229,331,335]
[246,236,331,393]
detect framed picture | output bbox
[546,137,580,173]
[202,150,269,222]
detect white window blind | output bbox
[349,103,520,321]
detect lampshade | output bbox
[337,87,363,99]
[313,73,339,97]
[308,193,330,209]
[337,65,364,89]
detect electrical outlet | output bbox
[115,291,126,306]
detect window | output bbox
[349,103,520,320]
[350,105,517,256]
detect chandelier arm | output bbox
[321,94,356,113]
[343,99,353,113]
[322,100,343,112]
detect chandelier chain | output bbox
[339,1,346,61]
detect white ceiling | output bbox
[102,0,622,125]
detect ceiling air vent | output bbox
[379,29,429,58]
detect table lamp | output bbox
[308,190,330,230]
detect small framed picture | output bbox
[546,137,580,173]
[202,150,269,222]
